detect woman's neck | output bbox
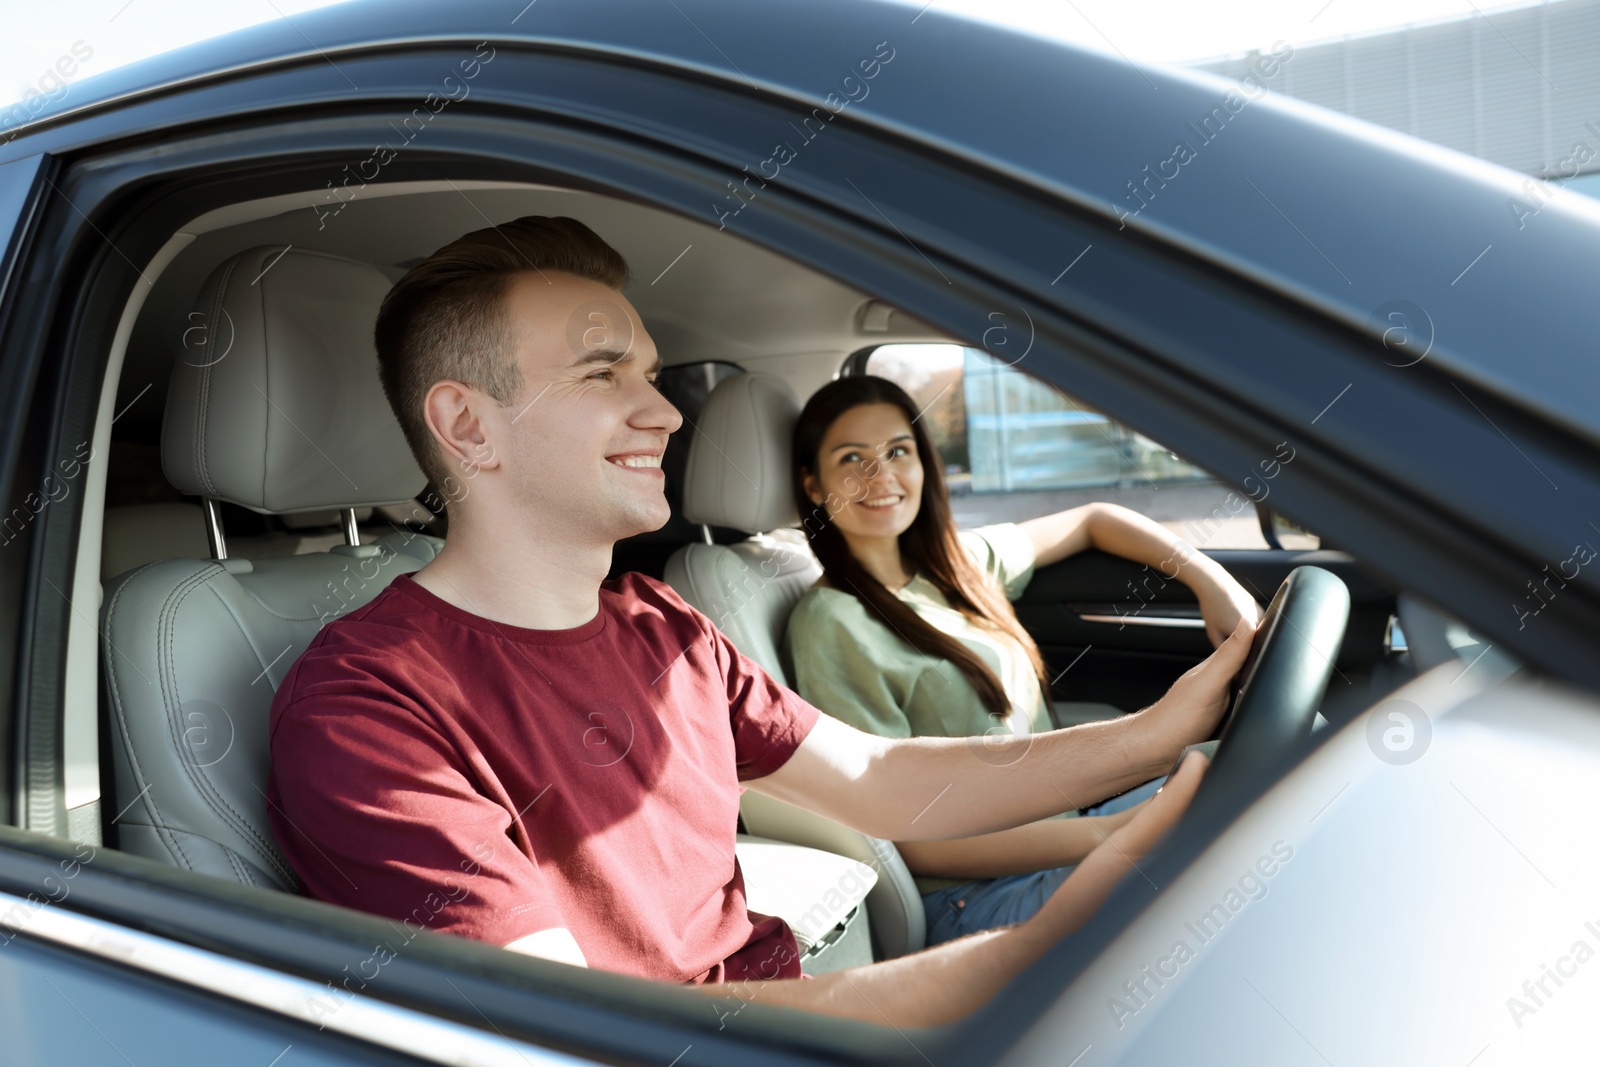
[842,533,914,592]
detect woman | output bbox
[784,375,1261,946]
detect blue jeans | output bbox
[921,776,1165,947]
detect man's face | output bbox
[488,271,682,544]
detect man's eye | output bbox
[588,370,614,381]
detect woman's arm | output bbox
[1018,502,1262,646]
[895,806,1140,879]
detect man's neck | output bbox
[409,514,613,631]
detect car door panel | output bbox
[1015,549,1396,712]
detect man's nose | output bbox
[636,378,682,434]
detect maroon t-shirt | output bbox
[266,570,820,984]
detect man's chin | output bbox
[612,501,674,541]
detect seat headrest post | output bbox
[202,497,228,560]
[700,523,714,546]
[340,508,361,548]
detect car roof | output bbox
[21,0,1600,447]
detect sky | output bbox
[0,0,1557,106]
[893,0,1552,64]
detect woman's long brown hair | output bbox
[791,375,1050,720]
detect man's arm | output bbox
[1019,503,1263,647]
[698,752,1209,1027]
[749,620,1251,843]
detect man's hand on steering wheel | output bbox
[1140,617,1257,754]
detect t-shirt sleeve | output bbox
[269,664,566,947]
[958,522,1038,601]
[695,611,821,782]
[786,594,916,740]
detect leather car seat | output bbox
[664,372,928,959]
[99,246,441,890]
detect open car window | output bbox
[861,343,1322,551]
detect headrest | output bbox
[161,246,427,514]
[681,372,801,534]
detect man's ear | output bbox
[424,380,503,477]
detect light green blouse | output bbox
[784,523,1059,892]
[784,522,1052,744]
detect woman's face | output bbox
[803,401,925,544]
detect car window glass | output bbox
[863,344,1321,551]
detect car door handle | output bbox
[1068,602,1207,628]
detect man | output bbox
[266,215,1255,1028]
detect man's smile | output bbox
[607,450,663,474]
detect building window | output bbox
[861,344,1317,550]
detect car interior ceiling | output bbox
[70,172,1437,1003]
[104,181,951,579]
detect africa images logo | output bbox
[1365,698,1431,766]
[1106,840,1294,1030]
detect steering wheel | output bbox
[1195,565,1351,788]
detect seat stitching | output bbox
[258,254,270,508]
[104,562,195,870]
[230,552,412,625]
[160,567,296,883]
[196,256,240,499]
[163,573,297,883]
[149,567,231,876]
[224,847,258,887]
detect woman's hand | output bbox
[1191,561,1264,648]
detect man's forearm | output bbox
[853,616,1251,844]
[705,753,1208,1030]
[692,924,1023,1029]
[864,712,1172,842]
[755,631,1246,848]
